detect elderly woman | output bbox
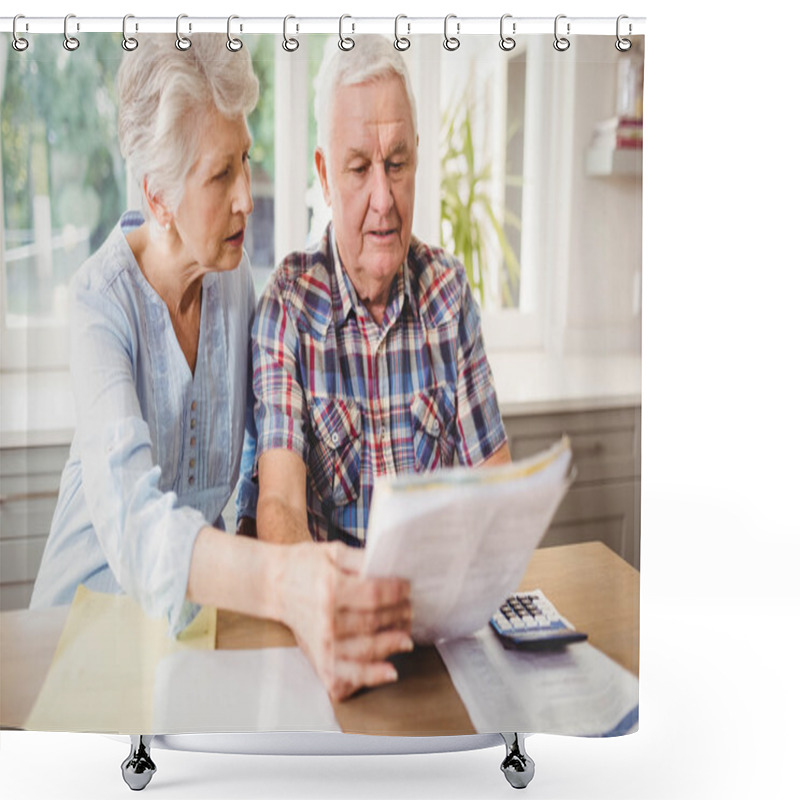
[29,35,411,702]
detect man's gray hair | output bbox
[313,35,418,155]
[116,34,259,217]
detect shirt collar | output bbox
[330,226,357,327]
[329,224,418,330]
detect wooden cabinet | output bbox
[504,406,641,569]
[0,404,641,611]
[0,445,67,610]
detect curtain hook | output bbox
[121,14,138,51]
[12,14,29,52]
[553,14,570,52]
[338,15,355,51]
[615,15,632,52]
[63,13,80,51]
[499,14,516,51]
[443,14,460,51]
[394,15,410,51]
[176,14,191,51]
[227,15,243,52]
[282,15,299,52]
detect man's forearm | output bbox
[482,441,512,467]
[257,493,312,544]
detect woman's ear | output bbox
[143,176,173,230]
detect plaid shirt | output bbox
[252,224,507,546]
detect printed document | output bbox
[153,648,340,733]
[437,627,639,736]
[362,436,573,643]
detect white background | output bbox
[3,1,799,798]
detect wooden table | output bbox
[0,542,639,734]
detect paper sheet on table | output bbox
[24,585,215,733]
[363,436,573,643]
[152,648,340,733]
[437,627,639,736]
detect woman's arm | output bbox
[186,528,413,700]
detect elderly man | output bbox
[252,35,510,550]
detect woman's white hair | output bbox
[313,35,417,156]
[116,34,259,217]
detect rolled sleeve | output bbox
[251,286,309,469]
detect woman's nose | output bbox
[233,168,254,217]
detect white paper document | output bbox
[152,648,341,734]
[362,437,573,643]
[437,628,639,736]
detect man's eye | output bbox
[351,164,368,175]
[388,161,405,171]
[214,168,230,180]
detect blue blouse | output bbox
[30,212,258,634]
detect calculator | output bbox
[490,590,588,650]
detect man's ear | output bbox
[315,148,332,207]
[143,176,173,229]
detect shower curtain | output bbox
[0,16,642,745]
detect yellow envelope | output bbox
[24,586,216,733]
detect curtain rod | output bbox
[1,16,646,37]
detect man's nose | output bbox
[369,165,394,216]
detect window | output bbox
[2,33,642,373]
[1,35,125,369]
[0,35,278,370]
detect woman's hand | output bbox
[188,529,411,700]
[276,541,413,701]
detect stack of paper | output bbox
[437,628,639,737]
[152,649,340,733]
[24,586,340,734]
[24,586,215,733]
[363,436,573,643]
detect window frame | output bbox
[1,34,579,374]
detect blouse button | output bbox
[190,418,196,430]
[188,476,195,486]
[190,436,196,447]
[331,432,340,445]
[191,400,197,411]
[189,458,196,469]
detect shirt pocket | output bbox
[410,386,456,472]
[308,396,362,508]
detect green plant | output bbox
[439,100,521,307]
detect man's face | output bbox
[316,75,417,304]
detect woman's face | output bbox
[170,108,254,273]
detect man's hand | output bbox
[277,541,413,701]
